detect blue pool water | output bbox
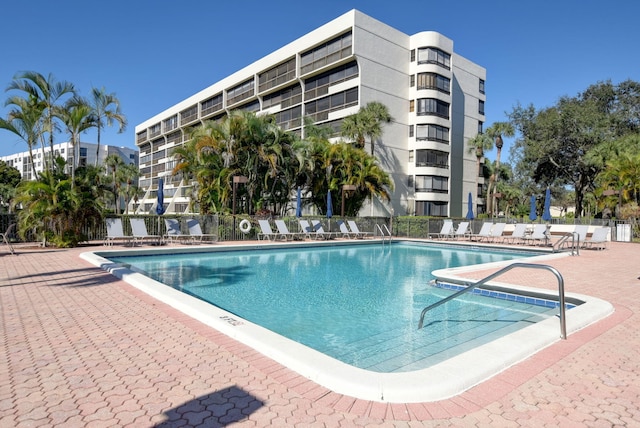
[108,242,558,373]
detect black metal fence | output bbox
[0,213,635,245]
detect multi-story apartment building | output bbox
[134,9,486,217]
[1,142,138,181]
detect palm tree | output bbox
[341,101,393,156]
[6,71,76,172]
[88,87,127,166]
[104,154,125,214]
[0,96,44,180]
[59,97,96,185]
[118,163,140,214]
[485,122,515,215]
[466,132,493,214]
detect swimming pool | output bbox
[82,240,614,402]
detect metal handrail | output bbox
[376,223,392,244]
[552,232,580,256]
[418,262,567,339]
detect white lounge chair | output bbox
[448,221,470,240]
[274,219,300,241]
[257,219,280,241]
[430,220,453,239]
[347,220,373,238]
[1,223,16,254]
[130,218,161,245]
[523,224,549,246]
[469,222,493,242]
[311,220,336,239]
[582,227,609,250]
[336,220,358,239]
[164,218,192,244]
[504,223,527,244]
[186,218,217,243]
[104,218,133,246]
[487,223,506,242]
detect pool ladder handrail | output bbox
[552,232,580,256]
[417,262,567,340]
[375,223,392,244]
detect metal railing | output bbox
[418,262,567,340]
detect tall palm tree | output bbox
[59,97,96,185]
[466,132,493,214]
[341,101,393,156]
[6,71,75,172]
[485,122,515,215]
[88,87,127,166]
[104,154,125,214]
[0,96,44,180]
[118,163,140,215]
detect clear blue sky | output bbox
[1,0,639,161]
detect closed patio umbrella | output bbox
[326,191,333,218]
[296,186,302,218]
[542,188,552,221]
[465,192,474,220]
[529,195,537,221]
[156,178,165,243]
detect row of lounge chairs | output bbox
[104,218,216,246]
[257,219,373,241]
[430,220,611,250]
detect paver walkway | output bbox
[1,241,639,427]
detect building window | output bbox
[163,115,178,132]
[274,106,302,130]
[416,73,450,94]
[149,123,161,138]
[137,130,148,143]
[416,124,449,143]
[409,125,414,138]
[79,148,87,157]
[415,201,448,216]
[415,150,449,168]
[410,74,415,87]
[416,47,451,69]
[263,84,302,109]
[478,121,484,133]
[166,131,181,144]
[201,94,223,117]
[479,79,485,94]
[409,150,414,163]
[180,105,198,125]
[479,100,485,115]
[408,175,414,188]
[259,57,296,93]
[304,87,358,122]
[410,49,415,62]
[227,79,255,106]
[300,31,352,75]
[415,175,448,193]
[416,98,449,119]
[409,100,415,112]
[304,61,358,100]
[236,100,260,112]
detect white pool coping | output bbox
[81,241,614,403]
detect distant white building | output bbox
[135,9,486,216]
[0,142,139,181]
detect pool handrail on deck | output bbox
[418,262,567,339]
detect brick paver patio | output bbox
[1,240,639,426]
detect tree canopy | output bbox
[508,79,640,217]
